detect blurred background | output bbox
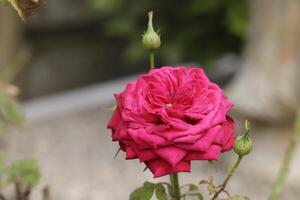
[0,0,300,199]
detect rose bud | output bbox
[233,134,253,157]
[142,11,161,51]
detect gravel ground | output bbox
[0,103,299,200]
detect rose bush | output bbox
[108,66,235,177]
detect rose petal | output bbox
[136,149,158,162]
[145,159,191,178]
[185,145,222,160]
[156,146,187,167]
[107,105,121,130]
[190,125,222,151]
[125,146,138,159]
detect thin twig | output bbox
[211,156,243,200]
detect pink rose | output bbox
[108,66,235,178]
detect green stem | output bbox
[149,50,155,69]
[170,173,181,200]
[211,156,243,200]
[268,110,300,200]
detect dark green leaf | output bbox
[129,182,155,200]
[155,183,167,200]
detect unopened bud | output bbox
[234,120,253,156]
[234,134,253,156]
[142,11,161,51]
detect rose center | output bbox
[165,103,173,109]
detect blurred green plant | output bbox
[0,2,43,199]
[0,47,31,128]
[90,0,249,66]
[4,159,40,187]
[0,155,41,200]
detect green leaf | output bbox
[130,187,146,200]
[184,193,204,200]
[189,184,198,192]
[155,183,167,200]
[199,180,209,185]
[208,184,215,195]
[0,92,23,125]
[129,182,155,200]
[4,159,40,187]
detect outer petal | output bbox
[155,146,187,167]
[107,105,122,130]
[136,149,158,162]
[185,145,222,161]
[190,125,222,151]
[111,120,130,141]
[145,159,191,178]
[125,146,138,159]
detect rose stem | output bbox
[169,173,181,200]
[268,109,300,200]
[149,50,155,69]
[211,155,243,200]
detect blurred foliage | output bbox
[2,158,41,187]
[0,48,31,128]
[0,155,41,199]
[0,3,41,199]
[90,0,249,66]
[0,92,23,126]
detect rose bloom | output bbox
[108,66,235,178]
